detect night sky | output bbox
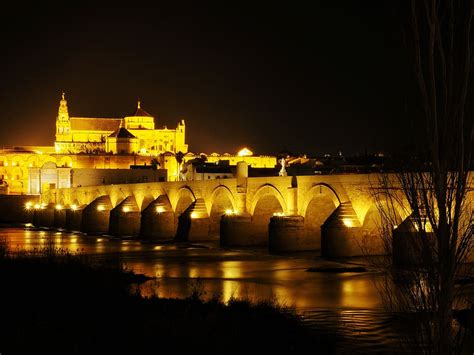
[0,2,412,156]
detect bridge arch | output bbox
[249,184,287,245]
[173,186,196,212]
[362,191,405,231]
[302,183,342,250]
[249,184,287,216]
[301,183,341,216]
[208,185,237,238]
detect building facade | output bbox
[55,93,188,155]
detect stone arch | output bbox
[301,183,341,216]
[89,189,102,204]
[208,185,236,238]
[41,161,57,169]
[41,156,57,166]
[26,155,39,167]
[362,192,404,231]
[302,184,342,250]
[141,194,175,239]
[57,191,67,206]
[249,184,286,245]
[249,184,287,216]
[138,193,156,211]
[173,187,196,214]
[58,156,73,168]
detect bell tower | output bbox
[55,92,72,153]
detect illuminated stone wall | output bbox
[183,153,277,168]
[54,94,188,155]
[37,174,413,250]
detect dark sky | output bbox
[0,2,411,156]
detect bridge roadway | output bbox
[32,169,414,257]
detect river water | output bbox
[0,226,445,353]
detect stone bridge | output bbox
[32,165,412,256]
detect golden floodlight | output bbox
[190,212,198,219]
[237,147,253,157]
[34,204,41,210]
[97,205,105,211]
[55,204,62,210]
[25,202,32,210]
[70,204,78,211]
[122,206,130,213]
[343,218,354,228]
[225,209,235,215]
[155,206,165,213]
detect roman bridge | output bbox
[32,166,410,257]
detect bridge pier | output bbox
[269,215,309,252]
[53,206,68,229]
[66,206,84,231]
[109,196,140,237]
[268,186,317,252]
[81,196,112,234]
[392,214,434,267]
[33,204,55,228]
[175,198,210,241]
[141,195,175,240]
[220,213,252,246]
[321,202,364,257]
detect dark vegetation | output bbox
[0,239,335,355]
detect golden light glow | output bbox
[225,209,235,215]
[155,206,164,213]
[122,206,130,213]
[34,204,41,210]
[25,202,32,210]
[273,212,285,217]
[70,204,78,211]
[190,212,198,219]
[237,147,253,157]
[343,218,354,228]
[68,162,73,167]
[97,205,105,211]
[55,204,62,210]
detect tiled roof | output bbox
[108,127,136,139]
[70,117,122,131]
[131,107,153,117]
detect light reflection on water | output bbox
[2,227,382,310]
[2,227,401,351]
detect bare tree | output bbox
[371,1,474,354]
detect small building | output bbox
[106,126,138,154]
[182,161,233,181]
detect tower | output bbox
[55,92,72,153]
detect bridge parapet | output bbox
[38,174,415,253]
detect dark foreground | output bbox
[0,247,337,355]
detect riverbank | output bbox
[0,243,337,354]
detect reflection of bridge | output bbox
[35,167,408,257]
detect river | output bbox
[0,226,449,353]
